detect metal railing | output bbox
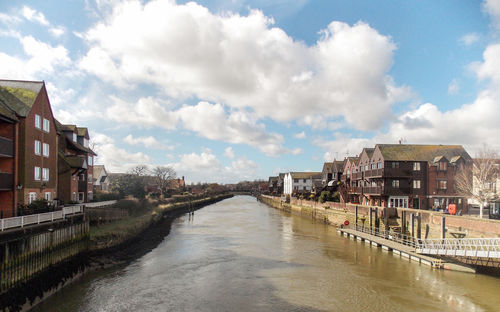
[0,205,83,231]
[415,238,500,258]
[344,224,418,248]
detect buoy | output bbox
[344,220,349,226]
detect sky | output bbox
[0,0,499,183]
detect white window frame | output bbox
[42,168,49,181]
[34,140,41,155]
[83,138,89,148]
[413,162,421,171]
[29,192,37,204]
[88,155,93,166]
[73,133,77,142]
[392,179,400,188]
[42,143,49,157]
[45,192,51,201]
[438,180,447,190]
[413,180,421,189]
[43,118,50,132]
[34,166,41,181]
[35,114,41,129]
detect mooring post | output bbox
[375,208,379,231]
[410,213,415,240]
[355,205,358,229]
[401,211,406,235]
[417,214,421,239]
[441,216,446,239]
[369,208,373,234]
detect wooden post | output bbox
[401,211,406,234]
[369,208,373,234]
[355,205,358,228]
[417,214,421,239]
[410,213,415,238]
[441,216,446,239]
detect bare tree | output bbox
[152,166,177,197]
[455,145,499,218]
[129,165,149,176]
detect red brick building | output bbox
[341,144,471,211]
[56,122,96,204]
[0,80,58,216]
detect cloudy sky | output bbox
[1,0,499,183]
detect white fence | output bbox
[0,205,83,231]
[84,200,117,208]
[416,238,500,258]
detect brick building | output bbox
[0,80,58,216]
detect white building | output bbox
[92,165,110,192]
[283,172,322,195]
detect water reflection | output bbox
[33,196,499,312]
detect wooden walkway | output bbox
[338,227,476,273]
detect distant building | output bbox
[283,172,322,195]
[93,165,110,192]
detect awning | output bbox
[328,180,335,186]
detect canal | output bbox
[33,196,500,311]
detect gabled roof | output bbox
[0,100,18,122]
[322,162,334,172]
[77,127,89,139]
[60,153,88,169]
[65,136,97,156]
[0,80,43,117]
[376,144,472,163]
[93,165,107,178]
[268,176,278,182]
[289,172,322,179]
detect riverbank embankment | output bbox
[2,193,232,312]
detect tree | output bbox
[129,164,149,176]
[455,145,499,218]
[114,174,146,199]
[152,166,176,197]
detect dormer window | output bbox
[438,162,447,171]
[73,133,77,142]
[83,138,89,148]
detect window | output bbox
[413,162,420,171]
[42,143,49,157]
[42,168,49,181]
[79,174,85,181]
[413,180,421,189]
[83,138,89,148]
[294,179,298,183]
[73,133,77,142]
[34,167,41,180]
[359,166,363,172]
[365,165,368,171]
[392,162,399,168]
[377,162,383,169]
[29,192,37,204]
[72,192,76,201]
[35,114,41,129]
[371,163,376,170]
[438,162,447,171]
[34,140,41,155]
[438,180,447,190]
[303,179,306,183]
[88,156,93,166]
[45,192,51,201]
[43,118,50,132]
[392,179,400,188]
[88,173,93,181]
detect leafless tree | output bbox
[152,166,177,197]
[455,145,499,218]
[129,165,149,176]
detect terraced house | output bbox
[0,80,58,217]
[341,144,472,211]
[56,121,97,203]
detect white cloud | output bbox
[123,134,173,150]
[294,131,306,139]
[22,6,49,26]
[224,147,235,159]
[484,0,500,28]
[80,0,409,131]
[49,26,66,37]
[0,34,70,79]
[91,132,151,172]
[170,150,260,183]
[0,13,22,25]
[448,79,459,95]
[459,33,480,46]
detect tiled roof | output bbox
[376,144,472,163]
[0,100,18,122]
[77,127,89,138]
[0,80,43,117]
[60,153,88,169]
[290,172,322,179]
[322,162,334,172]
[66,136,97,156]
[93,165,106,178]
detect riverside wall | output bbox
[259,195,500,239]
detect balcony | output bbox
[363,186,383,195]
[364,168,383,178]
[383,167,413,178]
[0,137,14,157]
[0,172,13,190]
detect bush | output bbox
[93,192,123,202]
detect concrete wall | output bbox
[260,195,500,238]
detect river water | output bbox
[33,196,500,312]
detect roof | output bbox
[278,173,285,179]
[0,100,18,122]
[0,80,43,117]
[65,136,97,156]
[268,176,278,182]
[322,162,334,172]
[77,127,89,139]
[289,172,322,179]
[376,144,472,163]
